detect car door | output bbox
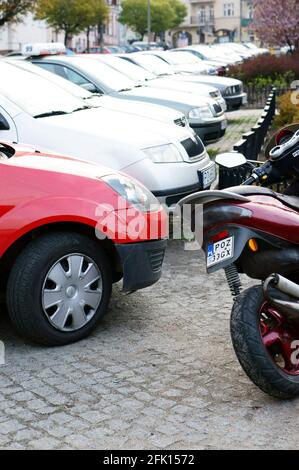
[0,106,18,141]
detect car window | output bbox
[100,56,156,82]
[132,54,173,76]
[0,62,87,117]
[69,57,138,92]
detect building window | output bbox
[224,3,235,17]
[248,4,253,19]
[209,7,214,21]
[199,7,206,24]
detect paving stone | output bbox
[0,225,295,450]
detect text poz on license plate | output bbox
[207,236,234,267]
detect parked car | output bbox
[140,50,215,75]
[132,41,165,51]
[7,58,191,128]
[211,43,251,61]
[0,141,167,346]
[0,61,217,207]
[24,53,227,143]
[120,52,245,111]
[171,49,227,76]
[179,45,237,67]
[93,55,227,111]
[172,73,247,111]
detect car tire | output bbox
[7,232,112,346]
[231,286,299,399]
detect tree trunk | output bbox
[64,31,69,47]
[98,23,104,47]
[86,26,90,53]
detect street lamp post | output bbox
[147,0,151,47]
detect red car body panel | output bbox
[0,142,168,257]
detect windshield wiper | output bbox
[85,93,102,99]
[34,110,69,119]
[118,87,134,92]
[73,105,91,112]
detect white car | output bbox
[28,54,227,143]
[8,58,190,128]
[140,50,217,75]
[0,61,216,207]
[94,55,227,111]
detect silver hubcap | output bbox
[42,254,103,332]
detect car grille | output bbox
[181,135,205,161]
[149,249,165,272]
[174,117,187,127]
[226,84,243,96]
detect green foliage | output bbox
[35,0,109,43]
[0,0,34,27]
[273,92,299,129]
[118,0,187,38]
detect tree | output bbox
[35,0,109,46]
[169,0,187,29]
[0,0,35,27]
[253,0,299,52]
[119,0,187,40]
[118,0,148,39]
[151,0,175,40]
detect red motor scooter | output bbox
[179,126,299,399]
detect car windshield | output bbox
[167,52,202,65]
[8,59,93,101]
[70,57,138,92]
[194,47,224,60]
[97,55,156,82]
[132,54,174,76]
[0,62,88,117]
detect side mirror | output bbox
[215,152,247,169]
[0,114,9,131]
[81,82,98,93]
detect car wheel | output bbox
[7,232,112,346]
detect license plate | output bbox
[221,119,227,130]
[207,236,234,267]
[200,164,216,189]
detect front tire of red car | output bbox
[7,232,112,346]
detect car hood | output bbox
[38,107,192,147]
[146,77,218,96]
[4,143,115,180]
[90,94,186,124]
[174,74,242,91]
[121,86,209,109]
[15,107,195,170]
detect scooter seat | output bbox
[227,186,299,212]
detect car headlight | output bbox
[102,174,161,212]
[189,106,213,120]
[210,90,221,99]
[143,144,184,163]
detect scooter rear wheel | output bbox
[231,286,299,399]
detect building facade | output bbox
[0,0,124,53]
[172,0,255,47]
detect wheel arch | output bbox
[0,221,123,287]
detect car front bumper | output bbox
[225,93,248,110]
[115,239,167,292]
[191,119,227,143]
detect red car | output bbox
[0,142,167,346]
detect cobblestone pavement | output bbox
[0,241,299,450]
[207,109,264,155]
